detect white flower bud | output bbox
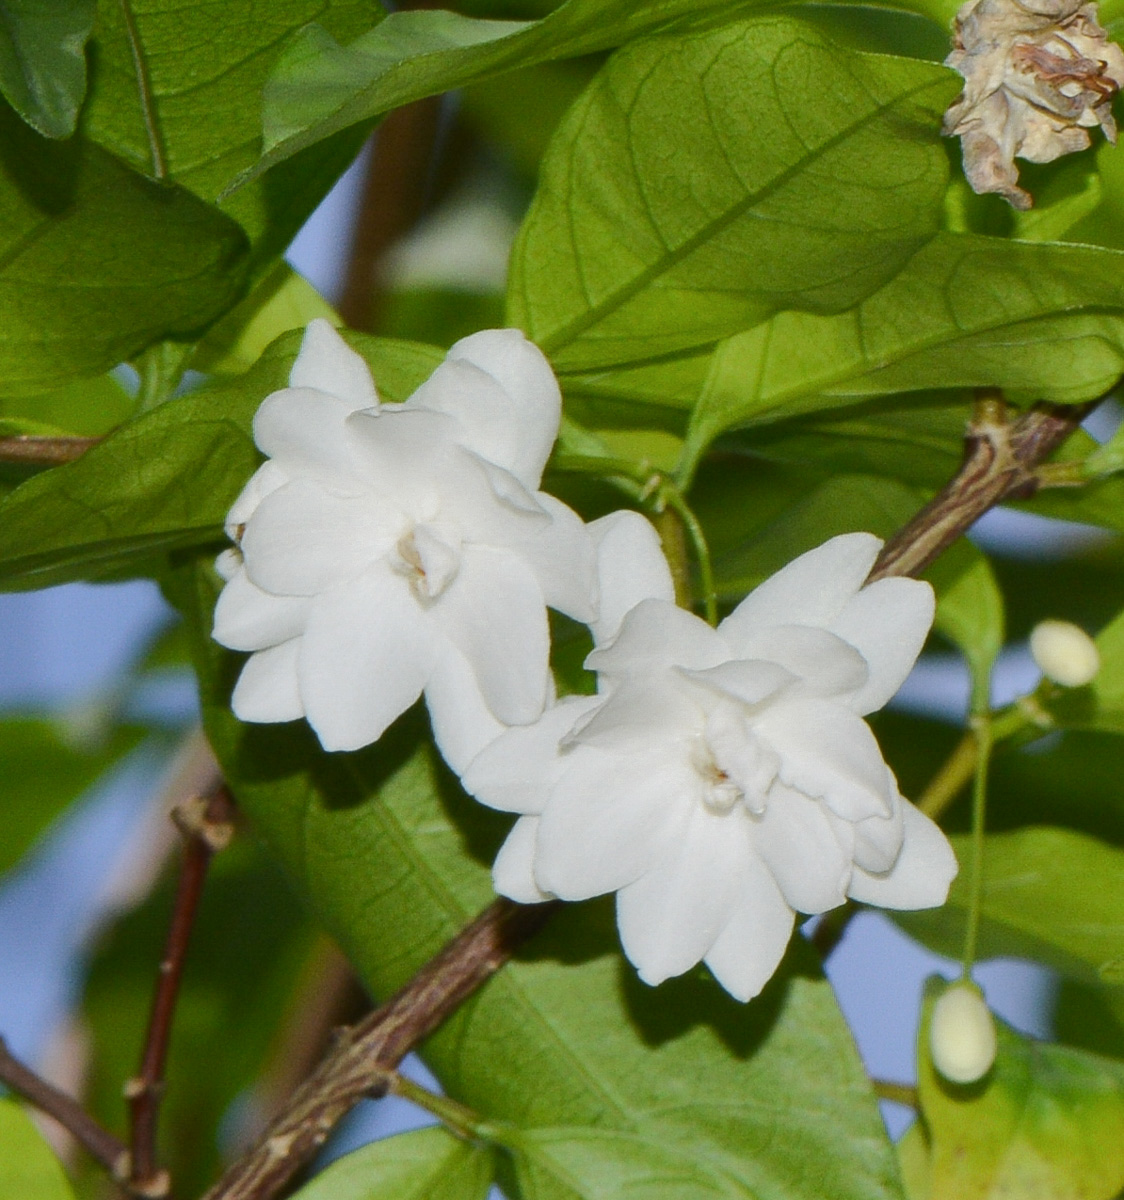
[1029,619,1100,688]
[930,981,997,1085]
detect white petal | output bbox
[345,406,459,512]
[424,646,506,776]
[830,578,935,714]
[226,460,288,535]
[847,802,958,909]
[719,533,882,651]
[722,626,868,699]
[849,801,904,875]
[462,695,601,814]
[704,864,795,1002]
[586,598,726,678]
[615,805,749,986]
[231,640,304,723]
[678,659,795,709]
[409,329,560,488]
[564,679,701,752]
[754,784,851,914]
[430,545,550,726]
[515,492,598,624]
[298,563,436,752]
[535,746,693,898]
[289,319,379,410]
[587,510,675,646]
[493,816,554,904]
[755,699,895,821]
[215,548,242,582]
[213,565,310,651]
[253,388,367,477]
[240,479,400,597]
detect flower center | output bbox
[690,740,744,814]
[393,524,461,601]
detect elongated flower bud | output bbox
[930,981,997,1085]
[1030,619,1101,688]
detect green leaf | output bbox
[908,984,1124,1200]
[928,544,1004,709]
[293,1128,494,1200]
[895,827,1124,987]
[507,1127,745,1199]
[0,109,248,394]
[511,18,954,371]
[251,0,841,183]
[0,1097,76,1200]
[81,837,315,1197]
[80,0,377,260]
[683,232,1124,466]
[171,564,906,1200]
[0,373,135,438]
[0,717,145,876]
[0,331,442,591]
[0,0,94,138]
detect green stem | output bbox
[872,1079,918,1108]
[391,1075,491,1141]
[961,708,993,975]
[659,485,717,626]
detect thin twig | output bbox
[872,1079,918,1108]
[869,395,1097,583]
[0,436,100,465]
[127,786,236,1199]
[0,1036,128,1180]
[202,899,556,1200]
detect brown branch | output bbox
[203,898,557,1200]
[0,1036,129,1180]
[127,785,236,1199]
[0,436,100,465]
[868,394,1097,583]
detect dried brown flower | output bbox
[943,0,1124,208]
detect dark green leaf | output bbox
[0,717,145,876]
[0,109,248,394]
[293,1128,494,1200]
[0,332,442,591]
[82,0,378,259]
[906,982,1124,1199]
[0,1098,76,1199]
[0,0,94,138]
[170,561,906,1200]
[895,827,1124,986]
[511,19,953,371]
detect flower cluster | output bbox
[942,0,1124,209]
[214,322,957,1001]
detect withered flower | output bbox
[943,0,1124,209]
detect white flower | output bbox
[213,319,596,769]
[463,533,958,1002]
[943,0,1124,209]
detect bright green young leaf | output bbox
[928,545,1004,708]
[0,717,145,876]
[0,373,134,438]
[0,1097,77,1200]
[81,0,377,259]
[895,827,1124,986]
[171,565,906,1200]
[906,984,1124,1200]
[0,0,94,138]
[191,263,340,376]
[0,332,442,591]
[511,18,954,371]
[683,231,1124,467]
[293,1128,494,1200]
[251,0,820,182]
[506,1127,745,1199]
[81,837,316,1198]
[0,109,248,394]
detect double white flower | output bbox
[215,323,957,1002]
[213,320,595,769]
[463,533,957,1001]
